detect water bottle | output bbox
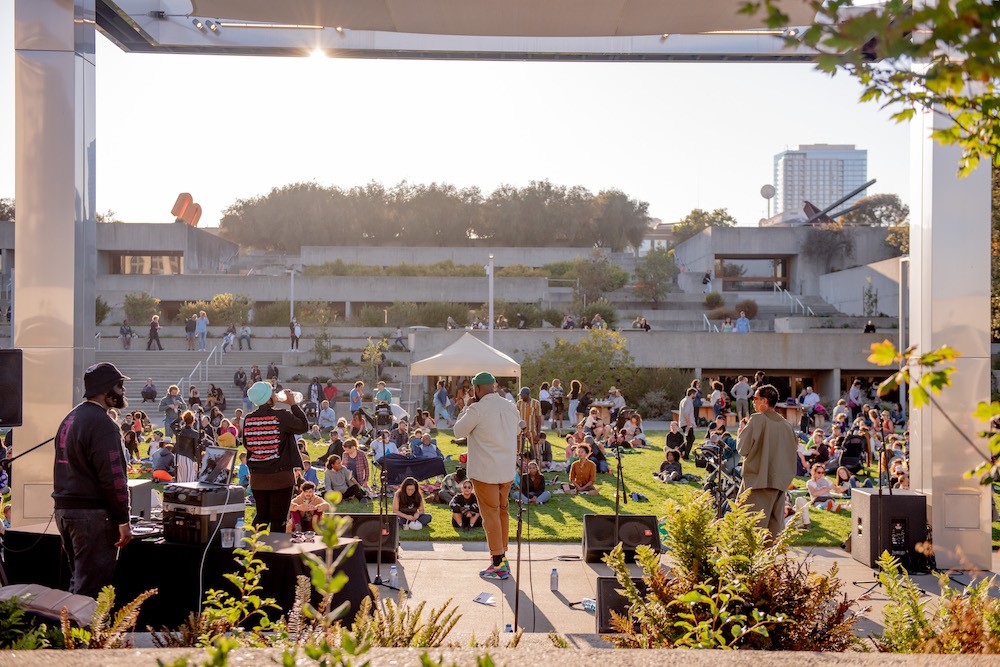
[389,565,398,588]
[234,518,245,547]
[504,623,513,633]
[550,568,559,592]
[581,598,597,613]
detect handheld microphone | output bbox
[518,420,527,431]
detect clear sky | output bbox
[0,0,911,229]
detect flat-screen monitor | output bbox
[198,446,237,486]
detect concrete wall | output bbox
[819,257,901,316]
[95,274,549,307]
[96,222,239,274]
[299,245,610,268]
[409,329,886,375]
[673,226,898,296]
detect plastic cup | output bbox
[220,528,235,549]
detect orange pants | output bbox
[471,479,512,556]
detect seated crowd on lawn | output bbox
[70,362,913,540]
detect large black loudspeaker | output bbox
[0,349,23,427]
[335,513,398,563]
[596,575,646,633]
[851,489,928,569]
[582,514,661,563]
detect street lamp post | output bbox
[287,269,296,320]
[488,254,494,347]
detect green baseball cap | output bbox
[471,371,496,386]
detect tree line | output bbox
[218,180,651,252]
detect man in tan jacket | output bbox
[737,384,798,538]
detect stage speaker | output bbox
[582,514,661,563]
[851,489,928,570]
[335,513,398,563]
[0,349,23,427]
[596,575,645,634]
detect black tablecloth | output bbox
[2,524,372,628]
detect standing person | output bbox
[147,315,163,350]
[737,384,798,539]
[678,387,697,459]
[567,380,582,427]
[195,310,209,351]
[119,319,133,350]
[433,379,451,427]
[158,384,186,434]
[516,387,543,461]
[453,371,520,580]
[734,310,751,333]
[731,376,752,422]
[349,380,364,414]
[173,410,202,483]
[242,381,309,532]
[702,271,713,293]
[549,378,565,431]
[52,362,133,597]
[289,317,300,351]
[184,315,196,351]
[848,379,864,421]
[374,381,393,404]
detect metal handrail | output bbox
[187,361,202,392]
[702,313,719,333]
[205,345,221,373]
[94,331,101,350]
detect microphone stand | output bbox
[513,423,529,630]
[372,465,407,596]
[613,440,627,549]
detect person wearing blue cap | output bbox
[453,371,519,580]
[241,381,310,532]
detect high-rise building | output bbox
[772,144,868,215]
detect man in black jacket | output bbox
[242,381,309,532]
[52,362,133,597]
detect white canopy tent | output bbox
[410,333,521,380]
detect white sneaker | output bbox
[408,521,422,530]
[401,522,411,530]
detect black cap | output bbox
[84,362,129,398]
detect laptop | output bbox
[197,445,238,486]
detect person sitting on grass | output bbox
[450,480,483,531]
[654,449,696,483]
[151,442,175,482]
[394,476,432,530]
[563,444,598,495]
[323,455,366,501]
[287,481,330,532]
[834,465,873,497]
[416,433,444,459]
[585,436,610,474]
[341,439,372,498]
[513,461,552,504]
[438,466,467,504]
[806,463,847,511]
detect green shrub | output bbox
[704,291,724,308]
[734,299,759,319]
[357,306,387,327]
[95,295,111,326]
[540,307,564,328]
[415,302,474,328]
[578,298,617,328]
[496,263,547,277]
[617,368,691,412]
[635,390,672,419]
[124,291,160,325]
[522,329,635,393]
[386,301,419,326]
[707,306,734,321]
[605,492,860,651]
[178,293,252,327]
[254,301,338,326]
[874,552,1000,653]
[0,597,57,649]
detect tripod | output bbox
[371,465,407,596]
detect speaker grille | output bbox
[335,513,398,563]
[582,514,660,562]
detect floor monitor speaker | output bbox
[851,489,928,570]
[582,514,660,563]
[596,575,646,633]
[335,512,398,563]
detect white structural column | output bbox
[12,0,97,525]
[909,105,992,571]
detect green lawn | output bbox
[300,429,853,547]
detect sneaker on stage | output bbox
[480,564,510,580]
